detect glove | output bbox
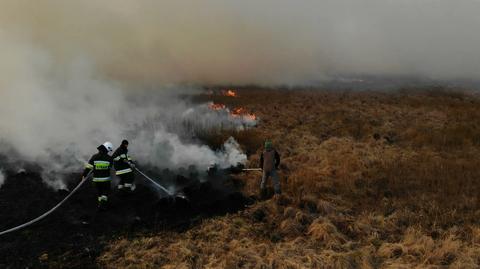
[129,162,136,169]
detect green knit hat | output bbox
[264,140,273,149]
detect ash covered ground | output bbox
[0,162,251,268]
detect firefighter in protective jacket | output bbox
[83,141,114,208]
[112,139,136,191]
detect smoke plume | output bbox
[0,170,4,189]
[0,34,248,187]
[0,1,479,186]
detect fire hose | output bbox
[0,166,173,236]
[0,170,92,237]
[133,167,173,196]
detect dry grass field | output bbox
[99,88,480,268]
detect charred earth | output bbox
[0,165,251,268]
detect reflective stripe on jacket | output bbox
[83,151,113,181]
[116,168,133,175]
[112,146,133,174]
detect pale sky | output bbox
[1,0,479,85]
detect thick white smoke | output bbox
[0,169,4,189]
[1,1,479,187]
[0,34,248,187]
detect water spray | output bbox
[134,167,189,201]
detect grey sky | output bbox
[1,0,479,85]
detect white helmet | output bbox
[102,141,114,152]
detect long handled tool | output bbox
[242,168,263,171]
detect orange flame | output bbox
[208,102,257,121]
[231,107,257,120]
[241,113,257,121]
[230,107,245,115]
[222,89,237,97]
[208,103,226,111]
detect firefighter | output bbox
[112,139,136,191]
[259,140,281,197]
[83,141,114,209]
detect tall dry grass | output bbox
[99,88,480,268]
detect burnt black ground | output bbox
[0,168,251,269]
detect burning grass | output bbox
[206,99,258,125]
[100,87,480,268]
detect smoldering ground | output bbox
[0,162,252,268]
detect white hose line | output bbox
[0,171,92,237]
[0,168,172,236]
[134,167,173,196]
[242,168,263,171]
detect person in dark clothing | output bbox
[112,139,136,192]
[83,141,114,208]
[259,140,281,196]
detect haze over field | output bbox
[0,0,479,185]
[1,0,480,85]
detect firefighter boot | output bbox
[98,195,109,211]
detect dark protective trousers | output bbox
[260,169,281,194]
[118,172,134,185]
[94,181,111,203]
